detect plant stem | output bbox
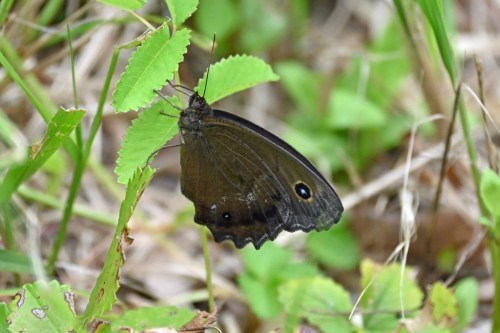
[490,238,500,332]
[201,227,215,313]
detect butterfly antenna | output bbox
[167,80,194,95]
[202,33,216,98]
[154,89,182,114]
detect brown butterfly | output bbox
[177,91,343,249]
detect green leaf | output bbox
[480,169,500,219]
[327,89,387,129]
[82,167,155,326]
[111,306,196,330]
[113,27,191,112]
[0,302,9,331]
[455,278,479,329]
[0,249,32,274]
[238,243,319,319]
[275,61,324,114]
[418,0,456,83]
[240,242,292,280]
[306,220,360,270]
[430,282,457,322]
[196,55,279,104]
[279,277,353,333]
[194,0,239,41]
[238,274,282,319]
[7,280,76,332]
[0,108,85,204]
[238,0,287,52]
[360,259,424,331]
[115,98,179,184]
[96,0,146,10]
[166,0,198,26]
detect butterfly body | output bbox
[179,92,343,249]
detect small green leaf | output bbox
[0,108,85,204]
[430,282,457,322]
[194,0,239,41]
[455,278,479,329]
[196,55,279,104]
[327,89,387,129]
[113,27,191,112]
[115,98,179,184]
[360,259,424,330]
[82,167,155,326]
[480,169,500,219]
[96,0,146,10]
[111,306,196,330]
[7,280,76,332]
[275,61,324,114]
[279,277,353,333]
[0,249,32,274]
[166,0,198,26]
[307,219,360,270]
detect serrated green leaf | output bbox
[166,0,198,26]
[115,98,179,184]
[307,219,360,270]
[455,278,478,329]
[97,0,146,10]
[239,243,320,319]
[0,108,85,204]
[7,280,76,332]
[480,169,500,219]
[82,167,155,326]
[111,306,196,330]
[0,249,32,274]
[360,259,424,330]
[327,89,387,129]
[430,282,457,322]
[196,55,279,104]
[279,277,353,333]
[113,27,191,112]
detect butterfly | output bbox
[176,90,343,249]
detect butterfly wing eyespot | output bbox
[293,181,312,201]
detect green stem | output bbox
[201,227,215,313]
[490,238,500,332]
[47,152,85,274]
[46,43,120,273]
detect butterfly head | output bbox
[179,92,213,135]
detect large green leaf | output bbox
[7,280,76,332]
[82,167,155,326]
[166,0,198,26]
[279,277,353,332]
[196,55,279,104]
[113,27,190,112]
[111,306,196,330]
[115,98,179,184]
